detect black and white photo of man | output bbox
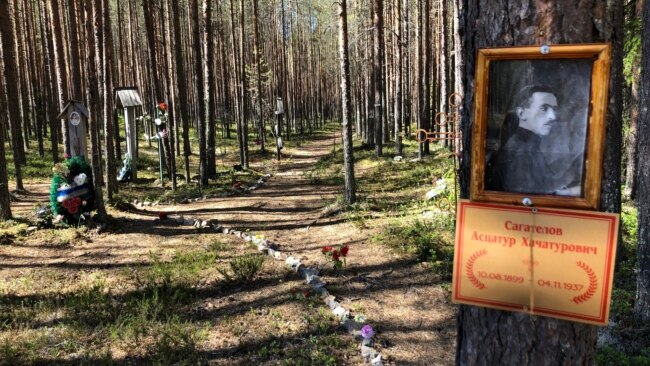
[483,59,592,197]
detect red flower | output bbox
[340,245,349,257]
[158,211,167,220]
[158,102,168,111]
[332,250,340,261]
[322,246,333,254]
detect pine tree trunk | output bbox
[635,0,650,321]
[162,0,177,190]
[373,0,384,157]
[394,0,403,155]
[239,0,249,169]
[191,0,207,186]
[339,0,356,205]
[415,0,423,158]
[205,0,217,179]
[0,0,15,219]
[68,0,83,101]
[50,0,68,153]
[456,1,624,363]
[1,0,24,192]
[281,0,290,141]
[252,0,265,153]
[102,0,117,199]
[39,0,59,163]
[422,0,431,155]
[84,0,107,222]
[171,0,192,183]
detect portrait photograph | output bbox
[470,44,611,210]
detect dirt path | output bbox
[8,131,456,365]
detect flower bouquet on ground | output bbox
[321,244,349,269]
[50,156,95,225]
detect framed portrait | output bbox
[470,44,611,210]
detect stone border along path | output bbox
[167,213,384,366]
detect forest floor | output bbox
[1,128,456,365]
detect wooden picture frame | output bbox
[470,44,611,210]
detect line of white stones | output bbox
[170,215,383,365]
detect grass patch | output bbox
[597,203,650,365]
[373,214,455,279]
[0,232,358,365]
[0,246,219,363]
[218,253,266,282]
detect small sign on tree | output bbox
[57,100,89,159]
[115,87,144,181]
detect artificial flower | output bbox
[332,250,340,261]
[340,245,349,256]
[361,324,375,339]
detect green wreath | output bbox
[50,156,95,224]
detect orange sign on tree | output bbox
[452,200,619,325]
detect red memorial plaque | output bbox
[452,200,619,325]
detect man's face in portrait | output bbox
[516,92,558,136]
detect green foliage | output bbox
[374,214,455,278]
[66,277,116,327]
[137,250,217,290]
[250,305,354,365]
[623,4,641,86]
[615,205,638,300]
[610,288,635,321]
[597,345,650,366]
[147,317,209,365]
[598,203,650,364]
[622,206,638,246]
[220,253,266,282]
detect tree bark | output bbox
[239,0,249,169]
[39,0,59,163]
[191,0,207,186]
[102,0,117,199]
[415,0,423,158]
[162,0,177,190]
[0,2,14,219]
[422,0,431,155]
[457,1,624,364]
[635,0,650,321]
[0,0,24,192]
[373,0,384,157]
[205,0,217,179]
[252,0,265,153]
[84,0,107,222]
[171,0,192,183]
[339,0,357,205]
[68,0,83,101]
[394,0,403,155]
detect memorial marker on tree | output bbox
[57,100,89,159]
